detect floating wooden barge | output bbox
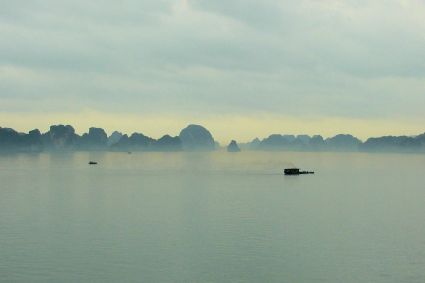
[284,168,314,175]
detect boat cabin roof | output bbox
[284,168,300,172]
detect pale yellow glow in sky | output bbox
[1,111,424,144]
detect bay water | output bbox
[1,151,424,282]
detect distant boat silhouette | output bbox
[88,161,98,165]
[284,168,314,175]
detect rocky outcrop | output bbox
[325,134,361,151]
[42,125,78,150]
[112,132,154,150]
[0,128,21,148]
[0,128,43,151]
[252,133,361,151]
[179,124,215,151]
[243,138,260,150]
[258,134,297,150]
[309,135,325,150]
[2,124,425,153]
[25,129,43,151]
[107,131,123,146]
[361,134,425,152]
[79,127,108,149]
[227,140,241,152]
[152,135,182,151]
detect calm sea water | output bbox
[1,151,424,283]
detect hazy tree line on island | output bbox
[1,124,425,153]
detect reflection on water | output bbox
[1,151,425,282]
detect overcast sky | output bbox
[1,0,424,142]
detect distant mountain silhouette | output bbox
[325,134,361,151]
[361,133,425,152]
[255,134,328,151]
[1,124,425,153]
[245,132,424,152]
[112,133,154,150]
[107,131,123,146]
[239,138,260,150]
[42,125,78,150]
[227,140,241,152]
[309,135,325,150]
[152,135,182,151]
[111,132,182,151]
[179,124,215,151]
[78,127,108,150]
[0,127,42,152]
[258,134,295,150]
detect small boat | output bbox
[284,168,314,175]
[88,161,98,165]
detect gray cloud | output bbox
[0,0,424,121]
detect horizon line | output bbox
[2,123,425,144]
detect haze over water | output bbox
[1,151,424,282]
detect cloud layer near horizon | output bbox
[1,0,425,140]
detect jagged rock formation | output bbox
[2,124,425,153]
[0,128,21,147]
[325,134,361,151]
[25,129,43,151]
[249,133,360,151]
[152,135,182,151]
[111,133,182,151]
[179,124,215,151]
[361,133,425,152]
[112,134,130,149]
[42,125,78,150]
[227,140,241,152]
[112,133,154,151]
[248,138,261,149]
[107,131,123,146]
[0,127,43,152]
[129,133,154,147]
[257,134,297,150]
[79,127,108,149]
[296,135,311,145]
[309,135,325,150]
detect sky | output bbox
[1,0,425,143]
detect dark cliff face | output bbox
[129,133,154,147]
[258,134,299,150]
[325,134,361,150]
[310,135,325,149]
[0,128,43,151]
[248,138,261,150]
[112,132,154,150]
[112,133,182,151]
[1,124,425,153]
[257,134,327,151]
[112,134,130,148]
[296,135,311,145]
[0,128,21,147]
[361,134,425,152]
[152,135,182,151]
[43,125,78,149]
[79,127,108,149]
[179,124,215,151]
[252,133,362,151]
[227,140,241,152]
[25,129,43,149]
[108,131,123,146]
